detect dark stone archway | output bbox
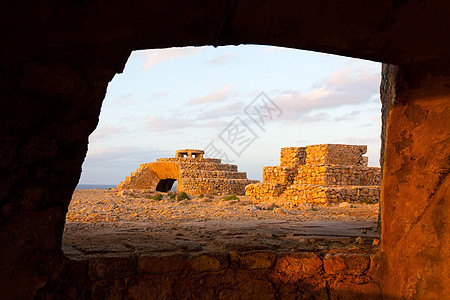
[155,179,177,192]
[1,1,449,298]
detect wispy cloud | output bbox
[206,53,237,65]
[111,93,136,106]
[273,66,380,122]
[195,101,245,120]
[147,115,193,132]
[144,47,202,69]
[90,125,127,141]
[188,85,231,105]
[152,91,168,97]
[334,110,361,121]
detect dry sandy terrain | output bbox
[63,189,380,258]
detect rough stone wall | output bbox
[36,251,381,299]
[118,156,257,195]
[280,147,306,167]
[157,157,221,164]
[181,178,259,196]
[243,183,287,200]
[380,65,450,299]
[246,144,381,204]
[283,184,380,204]
[181,170,247,179]
[263,166,296,184]
[306,144,368,166]
[294,165,380,186]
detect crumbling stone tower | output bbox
[246,144,381,204]
[117,149,259,195]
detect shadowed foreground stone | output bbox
[36,250,381,299]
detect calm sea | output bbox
[76,184,116,190]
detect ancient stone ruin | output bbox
[246,144,381,204]
[117,149,259,195]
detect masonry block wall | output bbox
[246,144,381,204]
[117,152,258,195]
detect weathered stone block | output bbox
[138,254,186,274]
[305,144,367,166]
[323,253,370,275]
[88,256,137,280]
[230,251,276,270]
[274,253,323,275]
[186,254,226,273]
[280,147,306,167]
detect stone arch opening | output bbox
[66,45,383,274]
[2,2,448,299]
[155,178,176,192]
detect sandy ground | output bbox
[63,189,380,258]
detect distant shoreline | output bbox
[76,184,116,190]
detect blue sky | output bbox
[79,45,381,184]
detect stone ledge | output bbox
[41,249,381,299]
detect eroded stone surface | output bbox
[37,250,380,299]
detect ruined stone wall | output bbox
[280,147,306,167]
[36,251,381,299]
[244,183,287,200]
[283,184,380,204]
[181,170,247,179]
[181,178,259,196]
[305,144,368,166]
[118,156,256,195]
[247,144,381,204]
[157,157,221,164]
[263,166,296,184]
[294,165,381,186]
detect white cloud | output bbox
[152,91,168,97]
[188,85,231,105]
[206,53,237,65]
[111,93,136,106]
[334,110,361,121]
[90,125,127,141]
[273,66,380,122]
[147,115,193,132]
[195,101,245,120]
[144,47,202,69]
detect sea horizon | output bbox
[76,184,117,190]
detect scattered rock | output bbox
[361,229,367,234]
[372,238,380,246]
[355,237,365,245]
[258,201,277,210]
[199,198,212,203]
[339,202,350,208]
[273,208,286,214]
[246,205,260,211]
